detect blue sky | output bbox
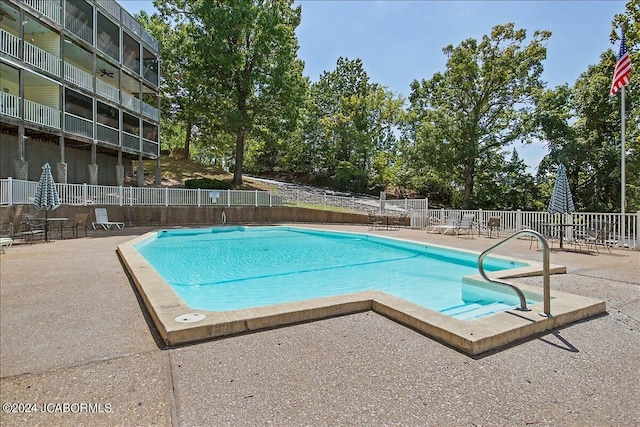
[120,0,626,172]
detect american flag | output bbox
[610,31,631,95]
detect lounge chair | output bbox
[92,208,124,230]
[454,213,475,238]
[0,223,13,253]
[428,213,460,234]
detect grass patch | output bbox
[136,157,273,191]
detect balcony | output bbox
[96,123,119,147]
[64,113,93,138]
[142,139,159,157]
[121,92,141,113]
[142,101,159,121]
[24,42,61,77]
[0,29,20,59]
[65,14,93,45]
[64,62,94,92]
[24,100,61,129]
[96,79,120,103]
[95,0,121,20]
[22,0,62,25]
[0,93,20,118]
[122,131,140,151]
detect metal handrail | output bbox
[478,229,552,317]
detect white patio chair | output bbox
[92,208,125,230]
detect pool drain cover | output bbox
[175,313,207,323]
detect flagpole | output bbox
[621,85,626,247]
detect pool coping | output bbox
[116,227,606,355]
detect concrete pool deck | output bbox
[1,224,638,426]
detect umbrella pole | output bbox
[45,210,49,242]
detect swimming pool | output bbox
[134,226,530,320]
[119,225,606,354]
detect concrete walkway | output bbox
[1,225,638,426]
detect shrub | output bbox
[184,178,232,190]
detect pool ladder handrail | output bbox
[478,229,552,317]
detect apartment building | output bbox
[0,0,160,185]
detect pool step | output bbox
[441,302,515,321]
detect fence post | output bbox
[119,186,123,207]
[197,189,201,207]
[516,209,522,232]
[7,177,13,206]
[478,209,483,235]
[227,189,231,207]
[129,187,133,206]
[269,193,272,207]
[83,183,88,206]
[165,187,169,207]
[634,211,640,251]
[255,190,258,207]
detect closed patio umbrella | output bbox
[547,163,575,248]
[33,163,61,241]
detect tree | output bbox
[408,24,550,208]
[155,0,306,184]
[300,57,403,192]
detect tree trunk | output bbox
[462,159,475,209]
[233,128,245,185]
[184,121,192,159]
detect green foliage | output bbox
[333,161,369,194]
[406,24,550,208]
[184,178,232,190]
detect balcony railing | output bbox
[121,92,141,113]
[65,13,93,45]
[95,0,121,20]
[0,93,20,118]
[64,113,93,138]
[64,62,94,92]
[0,28,20,59]
[24,42,61,77]
[96,123,120,146]
[96,79,120,103]
[24,99,61,129]
[142,102,159,121]
[121,11,141,37]
[142,31,159,52]
[22,0,62,25]
[122,131,140,151]
[142,139,159,157]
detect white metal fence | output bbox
[411,208,639,249]
[0,178,283,207]
[282,190,428,215]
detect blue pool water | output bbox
[134,226,530,320]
